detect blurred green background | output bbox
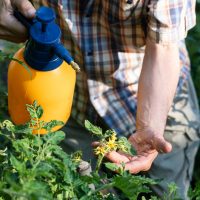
[186,2,200,105]
[185,2,200,186]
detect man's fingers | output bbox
[5,13,28,34]
[105,151,130,163]
[11,0,36,18]
[0,34,27,43]
[91,141,100,147]
[106,151,158,174]
[129,133,172,154]
[123,159,151,174]
[154,137,172,153]
[0,16,27,42]
[120,151,158,174]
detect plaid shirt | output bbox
[32,0,197,136]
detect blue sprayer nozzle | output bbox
[14,6,80,72]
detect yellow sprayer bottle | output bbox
[8,7,78,134]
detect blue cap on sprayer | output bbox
[14,6,80,72]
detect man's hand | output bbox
[0,0,35,43]
[104,129,172,174]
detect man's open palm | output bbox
[105,130,172,174]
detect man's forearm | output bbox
[106,40,180,170]
[136,39,180,134]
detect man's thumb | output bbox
[154,136,172,153]
[12,0,36,18]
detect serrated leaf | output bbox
[43,120,64,131]
[43,131,65,145]
[84,120,102,136]
[26,101,44,120]
[1,120,15,132]
[26,105,37,119]
[13,124,32,134]
[36,105,43,119]
[0,147,7,156]
[22,180,53,199]
[10,154,26,173]
[33,100,37,108]
[33,136,43,147]
[35,162,54,178]
[12,138,31,155]
[104,130,115,138]
[104,162,120,172]
[113,175,157,200]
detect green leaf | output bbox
[113,174,157,200]
[33,136,43,147]
[22,180,53,199]
[43,120,64,131]
[43,131,65,145]
[26,101,44,120]
[36,105,43,119]
[12,138,32,159]
[26,105,37,119]
[10,154,26,173]
[13,124,32,135]
[84,120,103,136]
[0,148,7,157]
[1,120,15,132]
[162,183,181,200]
[34,162,54,178]
[104,130,115,138]
[11,58,32,77]
[0,50,32,76]
[104,162,120,172]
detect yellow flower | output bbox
[73,155,81,162]
[106,138,117,150]
[94,146,107,156]
[72,151,82,162]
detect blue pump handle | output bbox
[14,8,55,31]
[13,7,80,71]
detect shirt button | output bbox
[86,13,92,17]
[87,51,93,56]
[126,0,133,4]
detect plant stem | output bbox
[95,155,104,173]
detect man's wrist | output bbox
[136,117,166,137]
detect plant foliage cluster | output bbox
[0,100,182,200]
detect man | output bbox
[0,0,199,199]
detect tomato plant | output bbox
[0,99,182,200]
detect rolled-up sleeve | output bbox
[147,0,196,44]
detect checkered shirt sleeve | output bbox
[147,0,196,44]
